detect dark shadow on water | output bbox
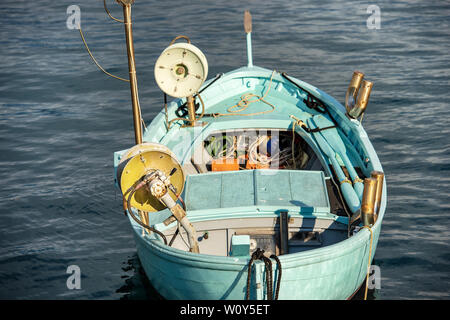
[350,258,379,300]
[351,281,378,300]
[116,254,164,300]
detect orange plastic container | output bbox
[246,161,270,169]
[211,158,240,171]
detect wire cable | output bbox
[103,0,124,23]
[126,187,168,245]
[78,24,130,82]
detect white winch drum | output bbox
[154,42,208,98]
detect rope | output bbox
[175,73,224,118]
[281,72,327,114]
[289,115,313,169]
[248,135,271,165]
[270,254,282,300]
[362,225,374,300]
[261,255,273,300]
[125,186,168,245]
[78,24,130,82]
[169,35,191,45]
[79,11,146,131]
[165,71,275,129]
[213,70,277,118]
[103,0,124,23]
[289,115,335,134]
[165,92,206,129]
[205,135,236,159]
[246,249,261,300]
[246,248,282,300]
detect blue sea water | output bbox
[0,0,449,299]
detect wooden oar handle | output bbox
[244,10,252,33]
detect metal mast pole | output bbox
[119,0,142,144]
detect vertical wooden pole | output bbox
[121,2,142,144]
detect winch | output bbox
[117,142,200,253]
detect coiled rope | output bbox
[246,248,282,300]
[212,70,277,118]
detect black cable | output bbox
[168,227,180,247]
[246,249,282,300]
[270,254,282,300]
[246,248,263,300]
[281,72,340,128]
[126,187,168,245]
[261,255,273,300]
[174,73,224,117]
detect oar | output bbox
[312,115,364,201]
[244,10,253,67]
[306,118,361,213]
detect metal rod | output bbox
[279,211,289,255]
[186,95,196,127]
[246,33,253,68]
[121,2,142,145]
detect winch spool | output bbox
[118,143,200,253]
[154,40,208,98]
[117,143,185,212]
[154,37,208,127]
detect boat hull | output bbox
[129,211,382,300]
[117,66,387,300]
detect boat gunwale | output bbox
[123,64,387,272]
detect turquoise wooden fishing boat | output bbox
[93,2,386,300]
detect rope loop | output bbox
[169,35,191,45]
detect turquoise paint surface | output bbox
[116,65,386,300]
[185,170,329,213]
